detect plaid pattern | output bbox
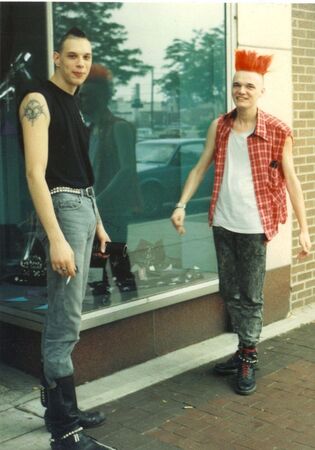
[209,109,292,240]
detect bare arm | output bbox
[282,136,312,259]
[19,93,76,277]
[171,119,218,235]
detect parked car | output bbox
[136,138,214,217]
[137,127,153,141]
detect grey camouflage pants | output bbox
[213,226,267,347]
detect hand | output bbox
[49,237,76,277]
[297,230,312,260]
[171,208,186,235]
[95,222,111,255]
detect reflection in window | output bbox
[52,2,226,312]
[0,3,49,317]
[0,3,226,322]
[136,142,177,164]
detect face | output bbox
[232,71,265,110]
[53,37,92,89]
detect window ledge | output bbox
[0,279,219,332]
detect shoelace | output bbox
[239,350,257,378]
[240,360,251,378]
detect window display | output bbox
[0,2,226,324]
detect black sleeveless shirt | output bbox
[33,80,94,189]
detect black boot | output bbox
[213,350,241,375]
[41,375,106,432]
[45,408,106,432]
[45,376,113,449]
[91,281,112,306]
[235,347,258,395]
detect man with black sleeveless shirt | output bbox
[19,28,116,450]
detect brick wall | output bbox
[291,4,315,308]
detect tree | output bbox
[158,27,226,109]
[53,2,149,85]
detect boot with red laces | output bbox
[235,347,258,395]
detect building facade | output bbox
[0,2,314,383]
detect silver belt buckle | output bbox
[84,187,94,197]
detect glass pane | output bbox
[52,2,225,311]
[0,3,49,317]
[0,2,225,322]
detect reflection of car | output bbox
[136,139,214,216]
[137,127,153,141]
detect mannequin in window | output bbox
[80,64,141,304]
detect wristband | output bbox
[175,202,186,210]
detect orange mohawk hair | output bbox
[235,49,273,75]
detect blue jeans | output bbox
[37,192,97,386]
[213,226,267,347]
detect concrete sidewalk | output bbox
[1,303,315,450]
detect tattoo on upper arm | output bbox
[23,99,46,125]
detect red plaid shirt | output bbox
[209,108,292,240]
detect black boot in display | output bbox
[45,376,115,449]
[41,375,106,432]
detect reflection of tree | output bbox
[158,27,226,108]
[53,2,148,85]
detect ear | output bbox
[53,51,60,68]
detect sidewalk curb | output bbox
[23,303,315,415]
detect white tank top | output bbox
[213,128,264,233]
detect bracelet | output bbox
[175,202,186,210]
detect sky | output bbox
[109,2,224,101]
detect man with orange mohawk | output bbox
[171,49,311,395]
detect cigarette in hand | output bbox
[66,266,77,285]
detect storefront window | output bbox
[0,2,226,324]
[0,2,48,320]
[53,2,226,312]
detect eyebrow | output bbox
[66,51,92,56]
[233,82,256,87]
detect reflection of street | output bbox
[135,138,214,218]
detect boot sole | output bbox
[45,417,106,433]
[80,417,106,429]
[234,384,257,395]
